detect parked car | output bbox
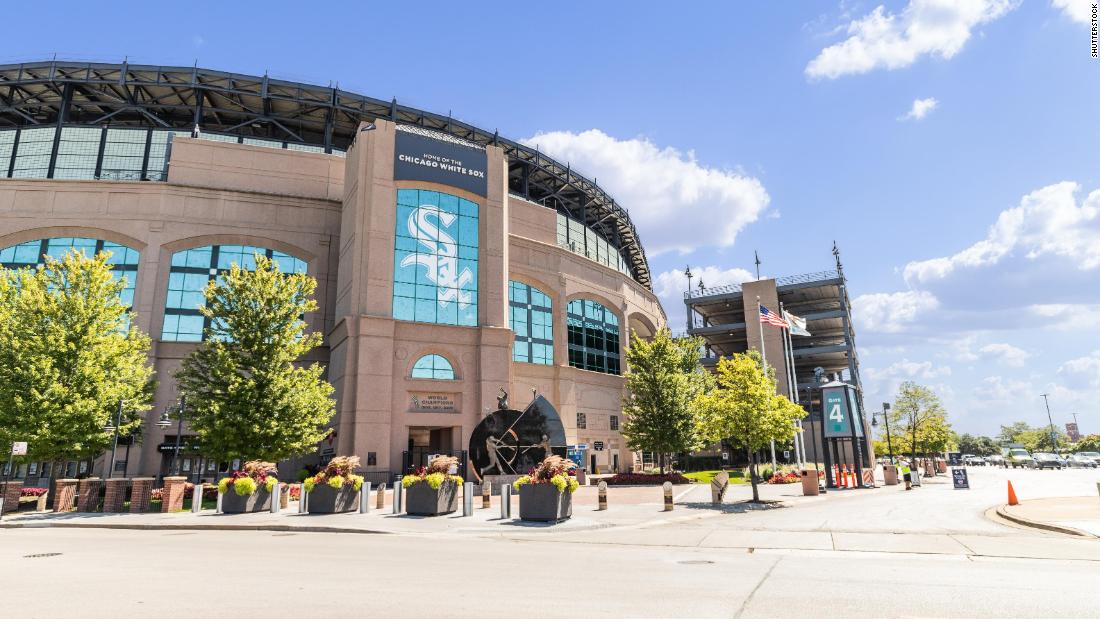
[1033,453,1063,470]
[987,454,1005,467]
[1068,454,1099,469]
[963,454,985,466]
[1006,449,1036,469]
[1076,451,1100,465]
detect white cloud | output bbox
[973,375,1032,401]
[904,182,1100,286]
[1052,0,1094,25]
[978,342,1029,367]
[522,129,770,255]
[1028,303,1100,330]
[852,290,939,333]
[1058,351,1100,388]
[806,0,1017,79]
[900,97,939,121]
[865,359,952,380]
[653,265,755,329]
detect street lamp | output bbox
[104,400,125,479]
[871,402,894,464]
[1040,393,1058,455]
[158,395,188,477]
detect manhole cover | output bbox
[23,552,61,559]
[677,560,714,565]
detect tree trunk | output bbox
[748,449,760,502]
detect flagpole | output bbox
[757,296,777,472]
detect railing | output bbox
[684,270,841,300]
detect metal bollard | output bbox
[360,481,371,514]
[392,479,403,514]
[191,483,203,514]
[500,484,511,519]
[215,489,223,514]
[298,483,309,513]
[463,482,473,516]
[482,481,491,508]
[598,481,608,511]
[270,482,281,514]
[0,497,5,521]
[376,482,386,510]
[663,481,673,511]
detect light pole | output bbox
[104,400,124,479]
[872,402,894,463]
[157,395,187,477]
[1040,393,1058,455]
[684,265,693,331]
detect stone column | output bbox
[0,481,22,514]
[53,479,78,512]
[129,477,154,513]
[160,476,187,512]
[77,478,103,512]
[103,478,128,513]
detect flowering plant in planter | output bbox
[514,455,578,522]
[217,461,278,496]
[402,455,464,516]
[513,455,580,494]
[303,456,365,493]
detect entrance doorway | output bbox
[404,426,465,474]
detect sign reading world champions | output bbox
[394,129,487,197]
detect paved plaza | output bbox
[2,467,1098,617]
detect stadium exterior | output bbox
[0,61,664,484]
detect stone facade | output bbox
[0,120,664,482]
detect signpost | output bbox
[951,467,970,490]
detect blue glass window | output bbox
[0,237,140,308]
[162,244,306,342]
[566,299,620,375]
[392,189,478,326]
[509,281,553,365]
[410,354,455,380]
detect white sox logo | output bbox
[401,205,473,308]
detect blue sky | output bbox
[7,0,1098,436]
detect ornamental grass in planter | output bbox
[304,456,364,514]
[513,455,579,522]
[401,455,463,516]
[218,461,278,513]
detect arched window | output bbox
[410,354,455,380]
[0,237,140,307]
[162,244,306,342]
[509,281,553,365]
[567,299,620,375]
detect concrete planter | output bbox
[518,483,572,522]
[221,486,273,513]
[307,483,359,514]
[405,480,458,516]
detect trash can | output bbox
[801,470,820,496]
[884,465,898,486]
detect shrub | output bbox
[767,472,801,484]
[304,455,364,493]
[21,487,48,497]
[402,455,463,490]
[233,477,258,496]
[513,455,579,494]
[603,472,691,486]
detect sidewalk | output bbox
[0,479,866,536]
[999,497,1100,538]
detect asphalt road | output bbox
[1,466,1097,618]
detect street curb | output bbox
[0,521,391,535]
[994,505,1097,538]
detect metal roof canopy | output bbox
[0,60,651,288]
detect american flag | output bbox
[759,304,789,328]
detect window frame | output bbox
[410,354,457,380]
[566,298,621,375]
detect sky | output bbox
[6,0,1098,436]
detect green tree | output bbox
[0,250,153,471]
[998,421,1031,445]
[621,329,710,472]
[693,351,806,502]
[176,255,335,464]
[890,382,950,468]
[1075,434,1100,452]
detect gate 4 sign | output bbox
[822,387,863,438]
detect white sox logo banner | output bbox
[402,205,474,309]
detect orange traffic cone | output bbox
[840,465,848,488]
[851,469,858,488]
[1007,480,1019,506]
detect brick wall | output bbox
[53,479,77,512]
[130,478,153,513]
[161,476,187,512]
[77,478,103,512]
[0,481,21,513]
[103,478,128,513]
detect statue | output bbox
[497,387,508,410]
